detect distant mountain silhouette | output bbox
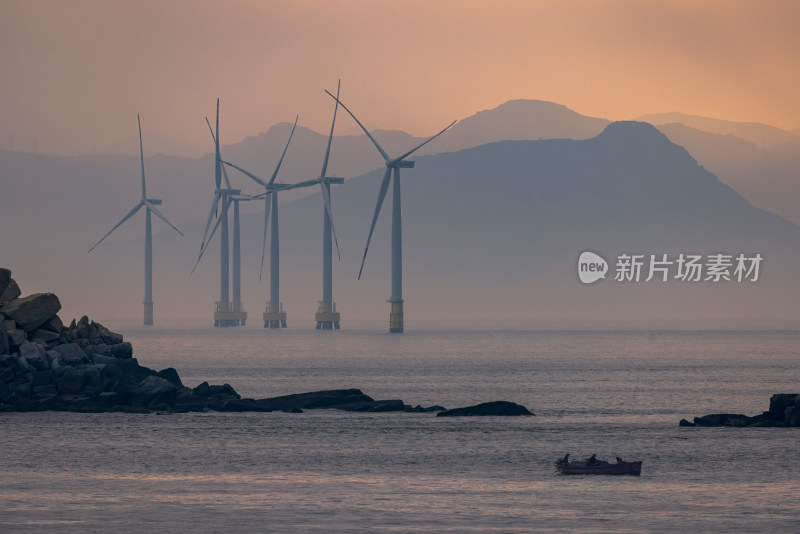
[654,123,800,225]
[420,99,609,154]
[9,121,796,329]
[637,112,800,149]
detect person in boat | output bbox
[558,453,570,466]
[587,454,599,466]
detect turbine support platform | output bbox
[214,301,247,327]
[263,301,287,328]
[315,301,341,330]
[143,301,154,326]
[388,299,404,333]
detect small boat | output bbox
[554,456,642,476]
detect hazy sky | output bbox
[2,0,799,156]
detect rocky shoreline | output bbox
[0,268,532,416]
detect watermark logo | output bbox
[578,251,763,284]
[578,251,608,284]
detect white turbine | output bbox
[192,99,248,327]
[223,117,318,328]
[325,90,455,333]
[88,114,183,325]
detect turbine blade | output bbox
[320,182,341,261]
[214,99,222,189]
[221,158,232,189]
[223,160,267,188]
[192,196,228,274]
[144,200,184,237]
[88,202,143,253]
[394,120,457,162]
[138,114,146,199]
[197,190,222,257]
[324,89,389,162]
[358,167,391,279]
[259,193,272,282]
[268,115,298,186]
[282,179,318,191]
[321,79,340,178]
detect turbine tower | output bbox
[223,118,318,328]
[269,82,344,329]
[193,99,247,327]
[89,114,183,325]
[326,91,455,333]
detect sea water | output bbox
[1,329,799,532]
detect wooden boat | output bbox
[554,457,642,476]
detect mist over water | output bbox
[2,329,798,532]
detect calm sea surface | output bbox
[2,328,799,532]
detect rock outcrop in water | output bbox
[0,268,490,415]
[437,401,534,417]
[680,394,800,427]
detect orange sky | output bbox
[2,0,799,156]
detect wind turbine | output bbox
[192,99,248,327]
[326,90,456,333]
[222,117,315,328]
[89,114,183,325]
[255,81,344,329]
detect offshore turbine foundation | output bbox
[315,300,340,330]
[214,301,247,327]
[263,301,287,328]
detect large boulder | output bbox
[693,413,753,427]
[0,278,21,304]
[1,293,61,332]
[0,269,11,296]
[253,388,373,411]
[19,342,51,371]
[51,343,89,365]
[437,401,534,417]
[130,375,179,408]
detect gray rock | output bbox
[0,329,8,355]
[333,399,407,412]
[693,413,753,427]
[253,388,369,411]
[107,342,133,359]
[7,327,26,349]
[30,329,61,344]
[92,321,123,345]
[39,315,64,334]
[51,343,88,365]
[19,342,51,371]
[0,366,15,383]
[0,380,12,402]
[32,370,53,386]
[32,384,58,398]
[768,394,798,421]
[0,355,23,373]
[1,293,61,332]
[157,367,183,387]
[131,376,178,407]
[437,401,534,417]
[0,269,10,296]
[87,343,109,356]
[193,381,241,399]
[55,367,84,394]
[0,278,21,304]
